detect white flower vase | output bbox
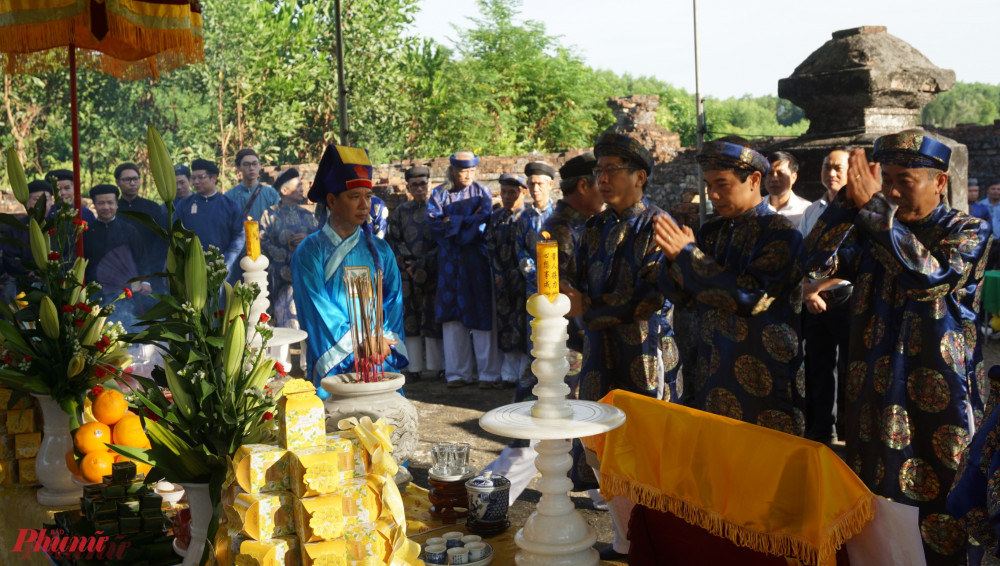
[179,482,212,566]
[32,394,81,506]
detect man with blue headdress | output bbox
[803,129,990,566]
[429,151,501,388]
[292,144,407,393]
[564,133,681,404]
[654,136,805,436]
[487,173,540,388]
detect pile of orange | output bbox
[70,389,152,482]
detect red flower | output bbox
[72,218,86,227]
[124,365,133,375]
[239,314,246,321]
[275,362,287,376]
[61,305,75,313]
[76,302,92,313]
[94,366,108,379]
[143,407,159,423]
[122,287,133,298]
[47,252,60,261]
[2,355,11,364]
[47,228,56,236]
[91,386,104,397]
[23,355,32,362]
[73,320,84,327]
[259,313,270,323]
[262,412,274,422]
[216,310,225,318]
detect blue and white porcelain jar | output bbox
[465,470,511,525]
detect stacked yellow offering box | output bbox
[0,388,39,485]
[225,379,414,566]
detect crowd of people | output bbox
[3,127,1000,564]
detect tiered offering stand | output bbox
[479,293,625,566]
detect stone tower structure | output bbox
[769,26,968,209]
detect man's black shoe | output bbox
[598,546,628,562]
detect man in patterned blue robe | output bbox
[387,166,442,380]
[564,132,681,562]
[292,145,407,395]
[804,130,990,566]
[565,133,682,402]
[429,151,501,387]
[488,174,541,388]
[655,137,805,436]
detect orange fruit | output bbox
[92,390,128,426]
[114,453,152,476]
[65,448,80,475]
[74,422,112,454]
[112,413,150,448]
[80,451,114,483]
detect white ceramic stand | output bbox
[32,394,82,506]
[240,255,271,347]
[178,482,211,566]
[479,294,625,566]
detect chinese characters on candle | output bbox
[536,232,558,302]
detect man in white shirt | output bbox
[799,147,852,443]
[764,151,810,227]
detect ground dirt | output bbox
[283,334,1000,563]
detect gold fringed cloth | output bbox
[0,0,203,80]
[582,390,875,566]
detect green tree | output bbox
[922,82,1000,127]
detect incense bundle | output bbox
[343,271,385,382]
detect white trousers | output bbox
[500,351,530,384]
[481,441,540,506]
[442,321,501,383]
[593,467,634,553]
[403,336,443,373]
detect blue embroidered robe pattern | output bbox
[291,223,407,385]
[428,181,493,331]
[567,198,681,402]
[663,199,806,436]
[387,200,441,339]
[804,192,991,565]
[487,205,542,354]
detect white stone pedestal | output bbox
[241,255,270,346]
[479,294,625,566]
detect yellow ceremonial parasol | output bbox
[0,1,204,255]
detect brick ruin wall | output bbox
[4,121,999,224]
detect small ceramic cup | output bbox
[425,537,446,548]
[442,531,464,548]
[423,544,447,564]
[466,541,487,561]
[460,535,482,545]
[447,546,470,564]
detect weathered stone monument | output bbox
[770,26,968,209]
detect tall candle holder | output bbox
[479,237,625,566]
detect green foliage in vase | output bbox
[0,149,132,424]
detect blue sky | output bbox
[410,0,997,99]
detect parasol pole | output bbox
[334,0,348,145]
[69,44,83,258]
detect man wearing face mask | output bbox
[387,166,443,381]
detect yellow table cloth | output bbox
[583,390,875,566]
[0,485,78,566]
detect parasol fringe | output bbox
[599,473,874,566]
[0,11,203,81]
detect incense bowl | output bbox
[321,373,418,486]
